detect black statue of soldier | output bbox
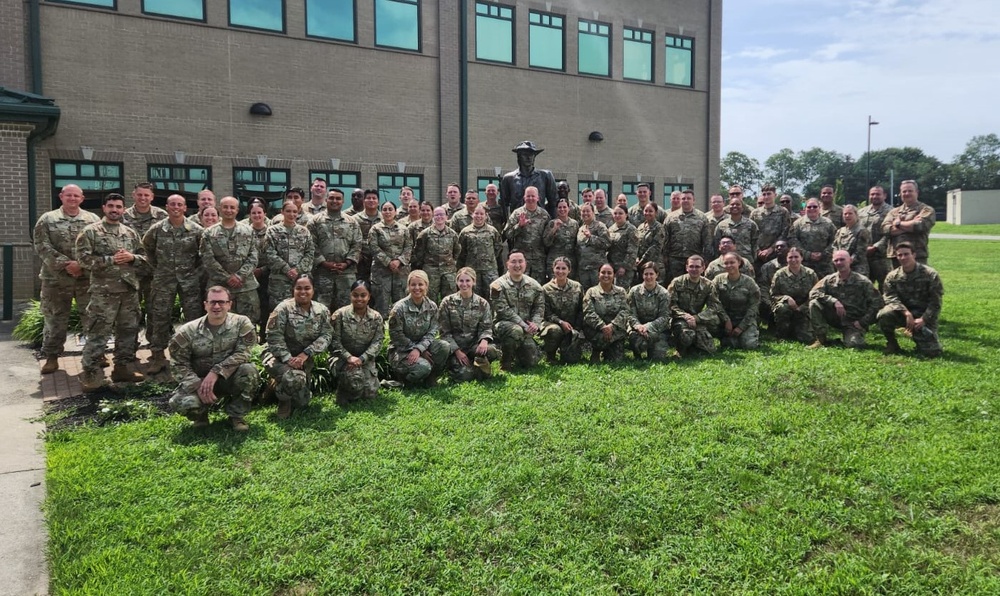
[500,141,558,219]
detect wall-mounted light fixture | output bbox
[494,166,502,177]
[588,131,604,142]
[636,173,642,182]
[330,158,341,170]
[249,102,272,116]
[174,151,186,164]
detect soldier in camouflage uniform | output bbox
[34,184,100,374]
[307,188,362,313]
[246,199,271,336]
[780,195,801,226]
[269,187,312,227]
[414,207,462,303]
[858,185,893,289]
[627,262,672,360]
[438,268,501,381]
[387,270,450,386]
[667,255,721,356]
[503,186,550,279]
[882,180,936,264]
[201,196,260,325]
[369,201,413,316]
[76,194,146,391]
[664,189,712,282]
[770,247,818,343]
[705,236,755,279]
[635,203,666,283]
[449,190,479,233]
[756,240,788,328]
[352,190,382,283]
[593,189,615,228]
[408,201,433,249]
[329,280,384,405]
[877,242,943,357]
[168,286,260,431]
[832,204,871,277]
[539,257,585,364]
[543,199,579,277]
[122,182,167,333]
[582,264,630,362]
[262,275,332,418]
[484,183,507,231]
[705,193,729,243]
[263,200,315,312]
[575,203,611,290]
[750,184,790,269]
[627,182,666,227]
[808,250,884,349]
[819,185,844,228]
[491,251,545,370]
[714,196,760,266]
[608,206,638,288]
[142,194,204,374]
[789,198,837,277]
[187,189,216,226]
[458,206,503,299]
[711,252,761,349]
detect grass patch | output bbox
[44,239,1000,593]
[933,222,1000,236]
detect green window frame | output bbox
[147,165,212,204]
[477,177,500,194]
[51,160,124,211]
[229,0,285,33]
[623,27,653,82]
[377,174,423,206]
[529,10,564,71]
[620,182,643,208]
[665,35,694,87]
[475,2,514,64]
[142,0,204,21]
[578,19,610,77]
[374,0,421,51]
[306,0,356,42]
[310,170,361,198]
[48,0,115,8]
[578,181,611,201]
[233,167,290,203]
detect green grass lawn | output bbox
[933,222,1000,236]
[45,239,1000,594]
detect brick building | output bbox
[1,0,721,310]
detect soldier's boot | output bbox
[883,334,901,355]
[111,363,145,383]
[259,379,278,405]
[99,354,110,368]
[80,370,106,393]
[276,399,292,420]
[41,357,60,374]
[146,350,168,375]
[230,416,250,432]
[186,409,210,428]
[473,356,493,378]
[807,334,827,350]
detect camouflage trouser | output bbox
[230,289,261,328]
[313,269,357,313]
[168,363,260,418]
[614,268,634,289]
[806,258,833,278]
[40,277,92,358]
[333,356,379,403]
[357,251,373,283]
[628,329,671,360]
[262,354,313,407]
[869,257,892,291]
[520,252,546,282]
[877,306,942,356]
[82,290,140,372]
[585,324,628,362]
[809,300,868,348]
[495,321,541,369]
[671,320,717,354]
[447,343,501,382]
[472,269,499,301]
[666,259,687,286]
[146,277,203,351]
[577,269,599,293]
[138,273,152,325]
[371,265,409,317]
[388,339,450,385]
[424,265,457,304]
[268,274,295,314]
[716,323,760,350]
[772,302,814,343]
[539,323,584,364]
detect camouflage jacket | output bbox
[541,278,583,327]
[122,205,168,245]
[503,206,550,258]
[542,218,579,261]
[264,223,315,279]
[607,222,639,272]
[809,271,884,327]
[490,273,545,328]
[881,201,936,260]
[142,218,204,283]
[750,204,790,251]
[667,274,723,324]
[770,265,818,308]
[265,298,333,362]
[714,216,759,261]
[712,273,760,330]
[33,207,100,282]
[438,292,494,353]
[415,225,461,268]
[329,305,385,363]
[857,202,892,255]
[369,220,413,270]
[665,209,711,260]
[789,216,836,259]
[76,219,145,293]
[200,222,260,290]
[169,313,256,383]
[307,210,362,271]
[882,263,943,328]
[822,204,844,228]
[635,220,666,266]
[458,223,503,272]
[832,223,871,274]
[575,221,611,272]
[627,283,671,334]
[388,296,440,354]
[582,284,630,332]
[628,203,666,227]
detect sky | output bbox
[721,0,1000,167]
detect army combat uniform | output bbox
[263,298,333,410]
[458,223,503,299]
[582,284,630,362]
[368,220,412,316]
[414,225,462,303]
[770,265,818,343]
[201,222,261,323]
[809,271,884,348]
[666,274,722,355]
[789,215,836,277]
[607,221,638,288]
[626,282,672,360]
[329,305,384,404]
[387,296,450,386]
[491,273,545,369]
[307,209,362,312]
[263,222,315,312]
[503,206,550,279]
[539,278,585,364]
[712,272,760,349]
[438,291,501,381]
[878,263,943,357]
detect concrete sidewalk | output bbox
[0,328,49,596]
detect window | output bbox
[477,177,499,194]
[229,0,285,33]
[665,35,694,87]
[52,161,124,211]
[529,10,564,71]
[143,0,204,20]
[623,27,653,82]
[49,0,115,7]
[310,170,361,198]
[620,182,642,208]
[306,0,356,42]
[578,19,610,77]
[233,168,290,202]
[374,0,420,51]
[148,165,212,206]
[578,181,610,201]
[377,174,423,206]
[475,2,514,64]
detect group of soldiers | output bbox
[33,170,943,430]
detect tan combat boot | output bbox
[80,370,106,393]
[41,357,59,374]
[186,409,210,428]
[111,363,144,383]
[275,399,292,420]
[807,335,827,350]
[146,350,168,374]
[473,356,493,378]
[230,417,250,432]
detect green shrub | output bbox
[12,299,83,347]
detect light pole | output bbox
[866,115,879,193]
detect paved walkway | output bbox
[930,233,1000,241]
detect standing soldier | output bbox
[751,183,790,269]
[877,242,943,357]
[122,182,167,330]
[263,199,315,312]
[503,186,550,279]
[352,189,381,283]
[882,180,936,265]
[491,251,545,370]
[819,185,844,228]
[142,194,204,374]
[458,206,503,299]
[607,206,639,288]
[858,185,893,289]
[808,250,883,349]
[34,184,101,374]
[664,189,712,282]
[484,183,507,230]
[308,188,362,312]
[75,193,145,391]
[628,182,666,227]
[414,207,461,302]
[368,201,413,315]
[714,193,760,264]
[188,189,216,226]
[789,197,837,277]
[200,196,260,324]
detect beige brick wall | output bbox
[0,0,27,90]
[0,123,38,310]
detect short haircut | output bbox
[285,187,305,197]
[103,193,125,205]
[761,183,776,192]
[895,241,915,253]
[134,182,155,191]
[636,182,650,191]
[205,285,232,300]
[363,188,379,198]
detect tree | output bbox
[950,133,1000,190]
[720,151,762,197]
[855,147,948,211]
[763,148,805,194]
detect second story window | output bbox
[623,27,653,82]
[578,19,610,77]
[475,2,514,64]
[306,0,356,42]
[665,35,694,87]
[375,0,420,51]
[229,0,285,33]
[529,10,564,71]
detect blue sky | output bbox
[721,0,1000,166]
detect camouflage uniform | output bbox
[575,221,610,290]
[877,263,944,356]
[262,298,333,407]
[329,305,384,403]
[808,271,884,347]
[352,211,381,282]
[858,202,892,288]
[756,256,784,322]
[270,210,311,227]
[76,218,145,373]
[408,219,432,251]
[626,283,671,360]
[449,209,474,234]
[387,296,450,385]
[250,224,270,333]
[594,206,615,228]
[142,218,204,353]
[438,292,501,381]
[705,255,754,280]
[664,209,712,281]
[705,211,728,245]
[369,220,413,316]
[445,203,463,219]
[542,218,579,277]
[750,204,790,263]
[789,216,836,277]
[607,221,639,288]
[770,265,818,342]
[414,225,461,303]
[122,205,168,326]
[33,207,100,358]
[503,206,550,279]
[491,273,545,369]
[263,223,315,312]
[881,201,936,263]
[307,209,362,312]
[713,216,759,263]
[485,202,506,231]
[539,278,584,364]
[711,273,760,349]
[304,202,325,217]
[168,312,260,419]
[666,274,721,354]
[833,223,871,277]
[201,222,261,323]
[821,204,844,229]
[628,203,666,227]
[635,220,666,281]
[458,223,503,299]
[582,284,630,361]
